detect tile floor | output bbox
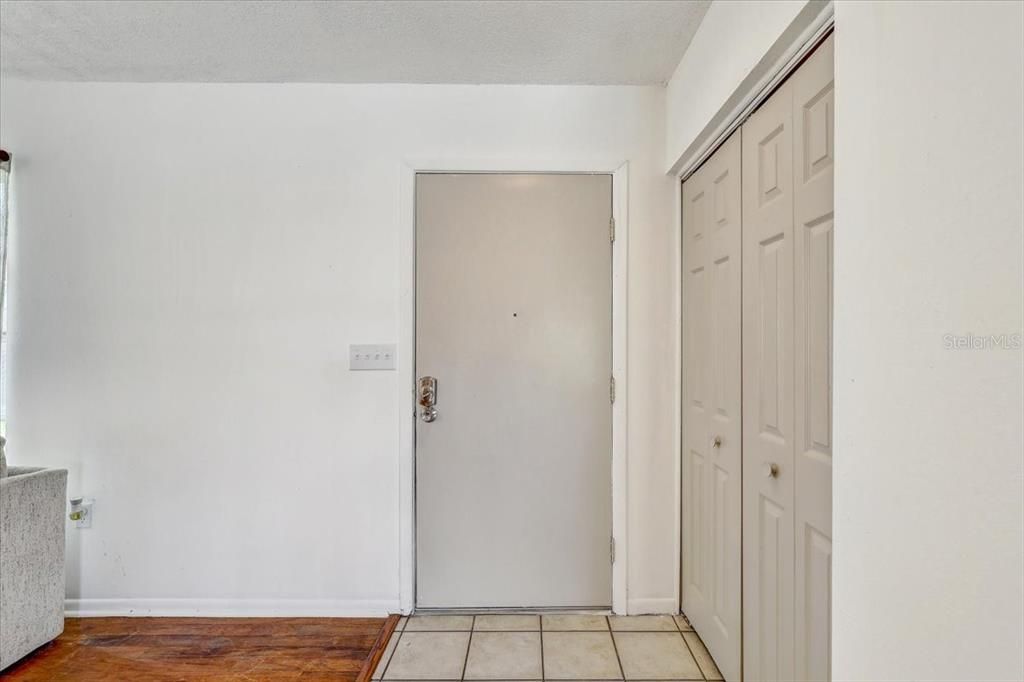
[372,613,723,681]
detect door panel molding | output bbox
[398,159,630,615]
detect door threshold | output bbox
[413,606,613,615]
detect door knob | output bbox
[711,436,722,448]
[418,376,438,423]
[764,462,779,478]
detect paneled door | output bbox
[792,35,834,682]
[681,131,743,682]
[415,173,613,609]
[741,33,834,682]
[742,76,796,682]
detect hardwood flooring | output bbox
[1,615,398,681]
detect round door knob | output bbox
[764,462,779,478]
[421,407,438,423]
[711,436,722,448]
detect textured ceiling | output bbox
[0,0,710,85]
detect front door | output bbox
[415,173,613,609]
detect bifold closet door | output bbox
[791,35,834,682]
[742,76,796,682]
[681,131,742,682]
[742,33,834,682]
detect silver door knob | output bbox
[764,462,779,478]
[711,436,722,448]
[421,407,438,423]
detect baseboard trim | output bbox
[626,597,678,615]
[65,598,401,618]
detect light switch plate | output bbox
[349,344,397,371]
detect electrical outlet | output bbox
[69,497,94,529]
[349,344,397,371]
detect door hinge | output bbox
[609,216,616,243]
[610,375,616,404]
[610,536,616,564]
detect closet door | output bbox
[742,33,834,682]
[792,34,834,682]
[742,79,796,682]
[682,131,742,682]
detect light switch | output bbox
[349,344,397,371]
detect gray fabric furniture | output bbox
[0,466,67,671]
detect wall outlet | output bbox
[349,344,397,371]
[69,497,94,529]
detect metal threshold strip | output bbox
[413,606,613,615]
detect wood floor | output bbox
[1,616,398,681]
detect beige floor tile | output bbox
[541,614,609,631]
[372,630,401,679]
[398,616,409,631]
[609,615,679,631]
[683,631,724,680]
[474,614,540,631]
[613,632,702,680]
[384,631,470,680]
[464,632,542,680]
[674,614,693,631]
[542,631,623,680]
[404,615,475,631]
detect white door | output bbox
[792,35,834,682]
[681,131,743,682]
[742,76,797,682]
[742,34,834,681]
[415,173,613,609]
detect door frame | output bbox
[674,1,835,615]
[398,159,630,614]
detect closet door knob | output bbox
[764,462,779,479]
[711,436,722,448]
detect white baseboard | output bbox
[68,596,673,617]
[626,597,679,615]
[65,598,401,618]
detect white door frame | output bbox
[673,2,835,614]
[398,159,630,615]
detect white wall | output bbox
[664,0,811,170]
[0,81,678,614]
[833,2,1023,679]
